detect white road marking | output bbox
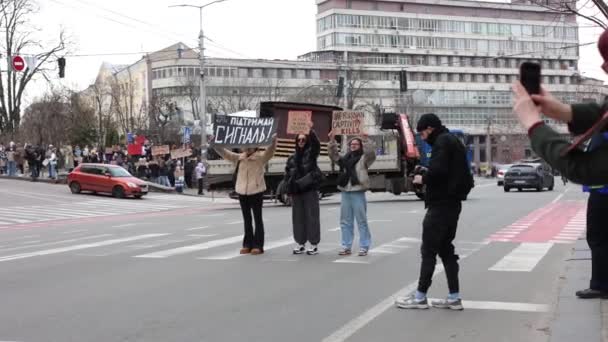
[61,229,87,234]
[321,266,445,342]
[0,234,167,262]
[187,234,218,238]
[368,219,393,223]
[396,237,422,243]
[334,237,411,264]
[135,235,242,258]
[322,246,483,342]
[200,237,294,260]
[227,220,243,225]
[0,234,113,253]
[185,226,210,231]
[328,227,341,232]
[427,299,550,312]
[327,207,339,211]
[489,242,554,272]
[112,223,137,228]
[551,193,564,204]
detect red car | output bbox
[67,163,148,199]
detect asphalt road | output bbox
[0,178,587,342]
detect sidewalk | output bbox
[550,238,608,342]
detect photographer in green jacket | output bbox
[512,28,608,299]
[512,82,608,185]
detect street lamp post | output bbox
[170,0,227,159]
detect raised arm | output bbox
[261,134,278,163]
[361,136,376,168]
[327,131,340,163]
[309,129,321,158]
[212,145,239,164]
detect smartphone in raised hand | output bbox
[519,62,541,96]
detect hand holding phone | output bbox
[519,62,541,96]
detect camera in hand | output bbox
[519,62,541,96]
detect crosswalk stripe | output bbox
[134,235,243,258]
[489,242,553,272]
[0,234,113,253]
[0,234,168,262]
[334,237,412,264]
[200,237,294,260]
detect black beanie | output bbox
[416,113,442,132]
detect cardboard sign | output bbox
[332,111,365,135]
[104,147,113,154]
[213,115,276,147]
[171,148,192,160]
[287,110,312,135]
[152,145,170,156]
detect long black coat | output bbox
[284,129,322,194]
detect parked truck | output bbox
[206,101,425,204]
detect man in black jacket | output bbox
[396,113,472,311]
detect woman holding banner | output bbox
[284,121,323,255]
[328,131,376,256]
[212,134,278,255]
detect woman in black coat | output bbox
[283,121,322,255]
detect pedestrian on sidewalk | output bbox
[328,130,376,257]
[395,114,473,311]
[512,29,608,299]
[158,159,171,187]
[136,158,148,180]
[284,121,322,255]
[0,143,6,175]
[212,134,278,255]
[195,161,206,195]
[7,142,17,176]
[148,159,160,184]
[48,146,58,180]
[184,158,195,188]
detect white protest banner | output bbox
[287,110,312,135]
[332,111,365,135]
[213,115,276,147]
[171,148,192,160]
[152,145,170,156]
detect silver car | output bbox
[496,164,513,186]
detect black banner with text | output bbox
[213,115,276,147]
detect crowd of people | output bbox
[0,141,205,192]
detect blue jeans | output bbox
[7,161,16,176]
[158,176,171,187]
[49,163,57,179]
[340,191,371,250]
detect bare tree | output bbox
[0,0,68,136]
[287,82,340,106]
[178,75,200,121]
[109,73,148,134]
[149,93,181,142]
[20,87,97,147]
[207,78,286,115]
[344,68,371,110]
[530,0,607,28]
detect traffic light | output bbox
[399,70,407,92]
[336,76,344,98]
[58,57,66,78]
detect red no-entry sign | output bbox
[12,55,26,72]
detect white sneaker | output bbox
[395,295,429,309]
[431,298,464,310]
[293,244,305,255]
[306,245,318,255]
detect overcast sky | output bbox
[19,0,608,105]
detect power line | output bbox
[49,0,239,59]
